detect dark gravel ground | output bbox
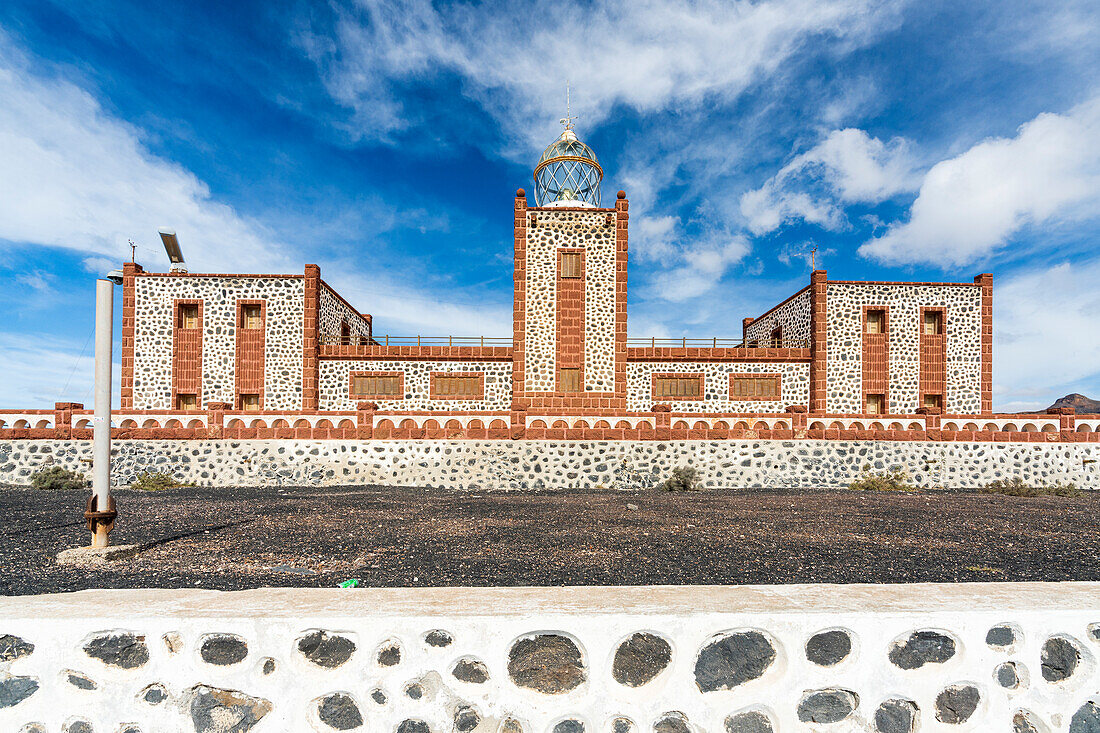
[3,485,1099,595]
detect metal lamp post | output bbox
[87,271,123,547]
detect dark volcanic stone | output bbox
[424,630,453,647]
[66,671,96,690]
[187,684,272,732]
[805,630,852,667]
[200,634,249,665]
[21,725,47,733]
[405,684,422,700]
[986,625,1017,648]
[141,683,167,704]
[1041,637,1081,682]
[874,699,917,733]
[0,674,39,708]
[318,692,363,730]
[613,633,672,687]
[694,631,776,692]
[500,718,523,733]
[0,634,34,662]
[370,689,386,705]
[934,684,980,724]
[454,706,479,732]
[612,718,635,733]
[724,711,773,733]
[888,631,956,670]
[553,720,584,733]
[996,662,1020,689]
[119,727,141,733]
[83,632,149,669]
[1070,701,1100,732]
[654,713,690,733]
[797,688,857,724]
[378,643,401,666]
[508,634,586,694]
[396,720,431,733]
[452,658,490,683]
[261,658,276,675]
[63,721,93,733]
[298,631,356,668]
[1090,626,1100,643]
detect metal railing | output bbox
[320,335,512,347]
[627,337,810,349]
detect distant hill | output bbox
[1039,393,1100,413]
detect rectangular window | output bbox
[239,393,260,411]
[923,393,943,411]
[865,309,886,334]
[432,375,481,398]
[178,304,199,329]
[730,375,780,399]
[654,376,702,399]
[351,374,401,397]
[176,393,197,410]
[560,252,583,278]
[558,367,582,393]
[865,393,885,415]
[923,310,944,335]
[240,304,262,330]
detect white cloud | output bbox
[648,233,751,303]
[993,258,1100,409]
[860,96,1100,267]
[0,332,119,408]
[741,128,918,234]
[0,35,296,274]
[303,0,899,154]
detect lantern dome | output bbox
[533,128,603,207]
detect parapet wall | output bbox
[1,439,1097,489]
[2,584,1099,732]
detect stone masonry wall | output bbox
[318,361,513,411]
[1,439,1096,489]
[524,210,617,392]
[131,276,305,411]
[825,283,983,414]
[319,283,372,344]
[625,362,809,413]
[2,584,1100,732]
[744,288,811,346]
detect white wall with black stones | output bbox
[318,361,513,411]
[624,362,810,413]
[319,283,372,344]
[131,276,305,410]
[1,440,1096,490]
[744,288,811,345]
[1,585,1099,733]
[825,283,983,414]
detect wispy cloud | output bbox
[860,95,1100,267]
[741,128,919,235]
[993,256,1100,410]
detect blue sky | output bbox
[0,0,1097,410]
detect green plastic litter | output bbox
[338,579,360,588]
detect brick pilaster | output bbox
[512,190,528,396]
[653,403,671,440]
[53,402,81,439]
[614,191,629,399]
[1048,406,1076,437]
[120,262,143,409]
[510,400,526,440]
[808,269,828,413]
[206,401,230,438]
[356,401,376,440]
[303,264,321,410]
[785,404,808,431]
[975,273,993,414]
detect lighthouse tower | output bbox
[512,119,628,412]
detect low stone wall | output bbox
[1,439,1097,489]
[2,584,1099,732]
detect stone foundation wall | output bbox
[1,439,1096,489]
[1,584,1099,732]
